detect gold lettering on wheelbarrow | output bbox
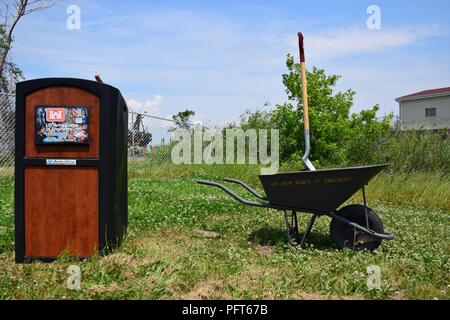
[324,176,354,184]
[295,179,312,185]
[271,176,355,187]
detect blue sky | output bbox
[11,0,450,126]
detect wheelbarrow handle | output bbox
[223,178,268,201]
[197,180,270,209]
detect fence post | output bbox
[131,112,135,158]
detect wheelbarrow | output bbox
[198,164,394,251]
[197,33,395,251]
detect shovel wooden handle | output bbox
[298,32,310,131]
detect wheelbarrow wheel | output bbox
[330,205,384,252]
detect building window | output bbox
[425,108,436,117]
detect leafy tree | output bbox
[0,23,23,92]
[237,54,393,168]
[0,0,56,93]
[345,105,392,166]
[239,109,273,130]
[170,109,195,131]
[277,54,359,166]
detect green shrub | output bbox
[373,130,449,174]
[237,55,448,175]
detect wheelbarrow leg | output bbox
[293,211,300,242]
[299,214,317,248]
[284,211,300,245]
[362,185,370,229]
[283,211,292,243]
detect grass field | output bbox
[0,168,449,300]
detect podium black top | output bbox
[17,77,122,98]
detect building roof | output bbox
[396,87,450,102]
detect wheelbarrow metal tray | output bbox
[259,164,388,212]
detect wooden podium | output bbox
[15,78,128,263]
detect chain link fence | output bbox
[128,112,179,176]
[0,95,182,179]
[0,94,15,179]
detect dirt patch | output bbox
[181,279,228,300]
[130,228,207,259]
[225,266,267,294]
[257,245,274,257]
[101,253,135,267]
[194,229,221,239]
[293,292,330,300]
[88,282,120,295]
[391,290,407,300]
[100,252,149,271]
[292,291,364,300]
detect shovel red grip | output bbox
[298,32,305,63]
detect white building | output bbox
[396,87,450,130]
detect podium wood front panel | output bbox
[24,167,99,258]
[25,86,100,159]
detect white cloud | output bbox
[290,26,441,60]
[127,95,163,115]
[11,1,447,123]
